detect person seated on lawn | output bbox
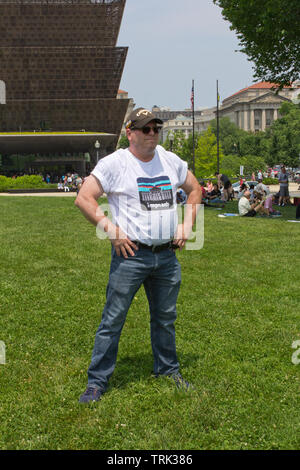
[199,180,207,200]
[256,177,270,196]
[253,189,265,203]
[237,183,248,200]
[201,182,224,208]
[176,188,187,205]
[238,190,266,217]
[206,183,223,204]
[206,179,214,193]
[264,194,281,216]
[248,184,256,202]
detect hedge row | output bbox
[262,177,279,185]
[0,175,50,191]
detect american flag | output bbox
[191,83,194,109]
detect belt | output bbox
[133,241,176,253]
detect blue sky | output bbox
[117,0,255,111]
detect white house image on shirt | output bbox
[0,80,6,104]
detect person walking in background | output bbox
[215,172,232,202]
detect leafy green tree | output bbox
[195,126,224,178]
[220,154,267,177]
[263,102,300,167]
[213,0,300,86]
[162,130,186,155]
[210,117,241,155]
[117,135,129,149]
[210,117,261,157]
[180,132,201,170]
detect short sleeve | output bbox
[157,146,188,187]
[177,158,188,186]
[91,150,125,194]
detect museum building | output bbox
[0,0,128,175]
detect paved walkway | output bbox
[0,183,299,197]
[269,182,299,194]
[0,191,77,197]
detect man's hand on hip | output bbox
[173,223,191,250]
[109,226,138,258]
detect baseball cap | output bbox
[125,107,163,129]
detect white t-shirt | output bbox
[238,196,251,216]
[91,145,188,245]
[256,182,270,195]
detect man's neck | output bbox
[128,146,156,162]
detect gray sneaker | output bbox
[169,373,193,391]
[79,386,103,403]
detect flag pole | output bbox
[191,79,195,174]
[216,79,220,174]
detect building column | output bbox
[250,109,255,132]
[273,108,278,121]
[261,109,266,131]
[239,110,243,129]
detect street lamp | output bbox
[169,131,174,152]
[95,140,100,163]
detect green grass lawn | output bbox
[0,196,299,450]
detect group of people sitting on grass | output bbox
[199,180,225,207]
[238,191,281,217]
[177,175,299,219]
[57,173,84,192]
[237,181,281,218]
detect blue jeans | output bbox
[87,246,181,391]
[209,197,223,204]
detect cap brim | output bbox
[133,117,163,128]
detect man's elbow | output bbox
[195,186,202,204]
[74,193,84,209]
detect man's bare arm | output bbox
[173,170,202,249]
[74,175,137,258]
[74,175,105,226]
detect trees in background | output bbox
[263,102,300,168]
[213,0,300,86]
[194,127,224,178]
[119,101,300,177]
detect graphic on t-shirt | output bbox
[137,176,174,211]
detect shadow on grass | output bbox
[110,352,199,390]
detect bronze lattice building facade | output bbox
[0,0,128,156]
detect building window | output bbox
[0,80,6,104]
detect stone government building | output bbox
[0,0,129,175]
[158,81,300,143]
[219,81,300,132]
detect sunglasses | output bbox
[131,126,162,134]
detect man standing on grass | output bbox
[278,165,289,206]
[75,107,201,403]
[215,172,232,202]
